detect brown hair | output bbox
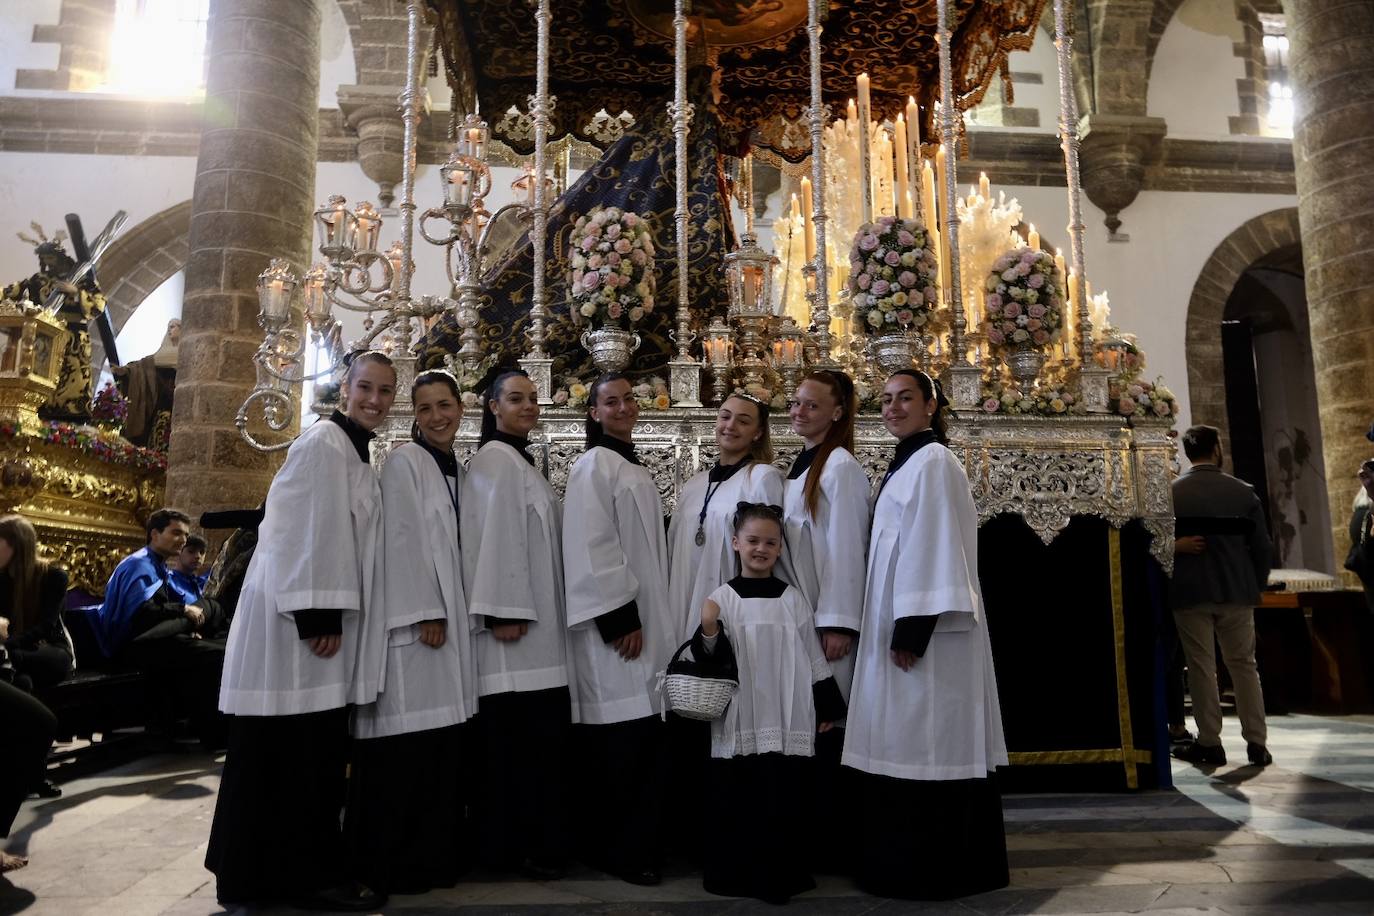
[797,370,856,519]
[0,514,50,634]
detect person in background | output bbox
[1169,425,1273,768]
[0,515,74,691]
[171,533,209,601]
[1344,459,1374,613]
[0,680,56,873]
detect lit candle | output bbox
[1054,248,1066,281]
[979,172,991,200]
[921,159,938,229]
[847,98,858,124]
[905,95,921,216]
[856,73,873,224]
[800,177,816,260]
[790,191,800,224]
[1027,223,1040,251]
[893,116,911,218]
[935,145,950,295]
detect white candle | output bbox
[800,177,816,260]
[857,73,873,223]
[893,115,912,219]
[1027,223,1040,251]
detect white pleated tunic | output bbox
[354,442,478,739]
[460,439,575,704]
[220,419,384,716]
[667,462,787,642]
[842,443,1008,781]
[707,581,831,759]
[782,448,871,704]
[561,444,674,724]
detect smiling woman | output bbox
[100,0,209,97]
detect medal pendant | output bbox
[694,526,706,547]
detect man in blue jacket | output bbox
[1170,426,1273,768]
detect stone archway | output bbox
[1185,207,1302,444]
[93,200,192,366]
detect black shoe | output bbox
[292,881,387,912]
[1246,743,1273,767]
[1172,740,1226,766]
[33,779,62,799]
[519,858,567,881]
[617,867,662,887]
[1168,727,1194,745]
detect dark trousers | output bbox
[0,680,56,837]
[8,645,72,691]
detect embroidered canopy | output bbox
[426,0,1049,162]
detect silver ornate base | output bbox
[668,358,703,407]
[379,409,1176,572]
[518,355,554,404]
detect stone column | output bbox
[1281,0,1374,560]
[166,0,321,517]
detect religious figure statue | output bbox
[112,317,178,452]
[7,225,107,422]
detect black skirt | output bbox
[205,708,350,904]
[571,715,666,877]
[848,768,1009,900]
[345,721,474,895]
[474,687,572,870]
[702,753,816,904]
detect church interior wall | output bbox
[0,0,62,92]
[1146,0,1250,139]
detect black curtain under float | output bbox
[980,515,1170,792]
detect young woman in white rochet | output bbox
[782,369,871,869]
[460,368,575,878]
[842,368,1009,901]
[668,392,789,641]
[348,369,478,896]
[561,373,673,886]
[208,350,396,913]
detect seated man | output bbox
[97,508,226,742]
[170,533,209,603]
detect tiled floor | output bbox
[3,714,1373,915]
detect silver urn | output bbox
[580,324,641,373]
[866,331,917,375]
[1007,343,1047,384]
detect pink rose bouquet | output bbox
[845,216,938,336]
[983,246,1064,354]
[568,206,657,327]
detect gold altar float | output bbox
[1,296,166,593]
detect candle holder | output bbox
[704,317,733,404]
[773,318,806,400]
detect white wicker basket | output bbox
[662,671,739,721]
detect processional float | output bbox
[236,0,1178,791]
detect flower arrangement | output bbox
[983,247,1064,352]
[568,206,657,327]
[0,421,169,471]
[1111,377,1178,419]
[554,375,671,411]
[90,381,128,426]
[978,375,1082,416]
[846,215,939,335]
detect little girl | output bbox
[695,502,845,904]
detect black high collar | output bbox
[490,429,536,466]
[788,444,819,481]
[887,428,938,480]
[709,456,751,483]
[329,410,376,463]
[728,575,787,599]
[594,434,640,466]
[416,434,459,477]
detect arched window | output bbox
[1260,14,1293,136]
[101,0,210,96]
